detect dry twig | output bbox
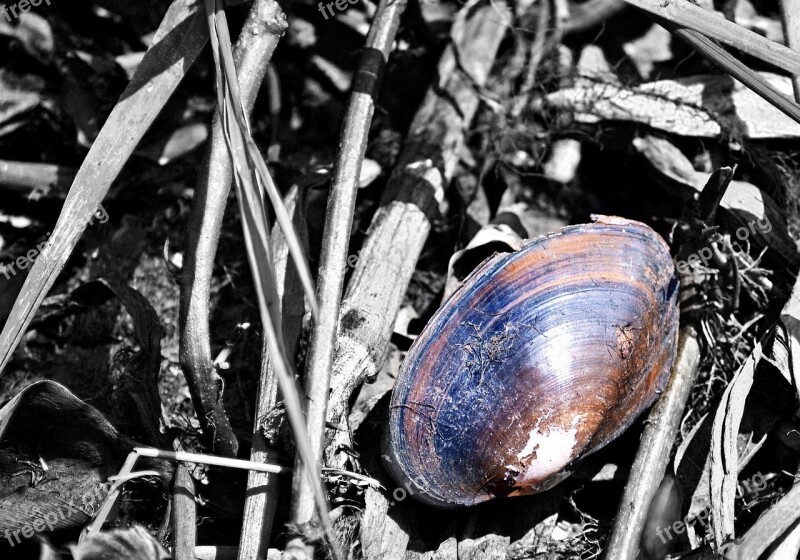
[286,0,407,554]
[179,0,287,457]
[779,0,800,102]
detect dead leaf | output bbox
[709,343,763,547]
[547,73,800,139]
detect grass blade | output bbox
[202,0,335,554]
[0,0,208,374]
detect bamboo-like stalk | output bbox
[779,0,800,103]
[178,0,287,457]
[171,465,196,560]
[623,0,800,75]
[322,0,511,474]
[286,0,407,553]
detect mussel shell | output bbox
[385,216,679,507]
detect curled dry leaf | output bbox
[0,381,168,547]
[442,217,525,301]
[709,343,762,548]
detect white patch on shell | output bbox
[514,415,584,483]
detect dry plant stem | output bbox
[624,0,800,75]
[662,22,800,125]
[779,0,800,102]
[323,0,511,470]
[238,339,281,560]
[83,447,289,542]
[82,452,139,540]
[286,0,407,545]
[178,0,286,457]
[602,326,702,560]
[238,186,307,560]
[171,465,196,560]
[198,547,282,560]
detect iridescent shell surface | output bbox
[385,216,679,507]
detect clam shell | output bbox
[385,216,679,507]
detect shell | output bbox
[385,216,679,507]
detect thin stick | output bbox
[178,0,286,457]
[82,446,290,544]
[623,0,800,76]
[603,172,733,559]
[780,0,800,103]
[135,447,291,474]
[287,0,407,554]
[602,327,702,559]
[81,452,139,540]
